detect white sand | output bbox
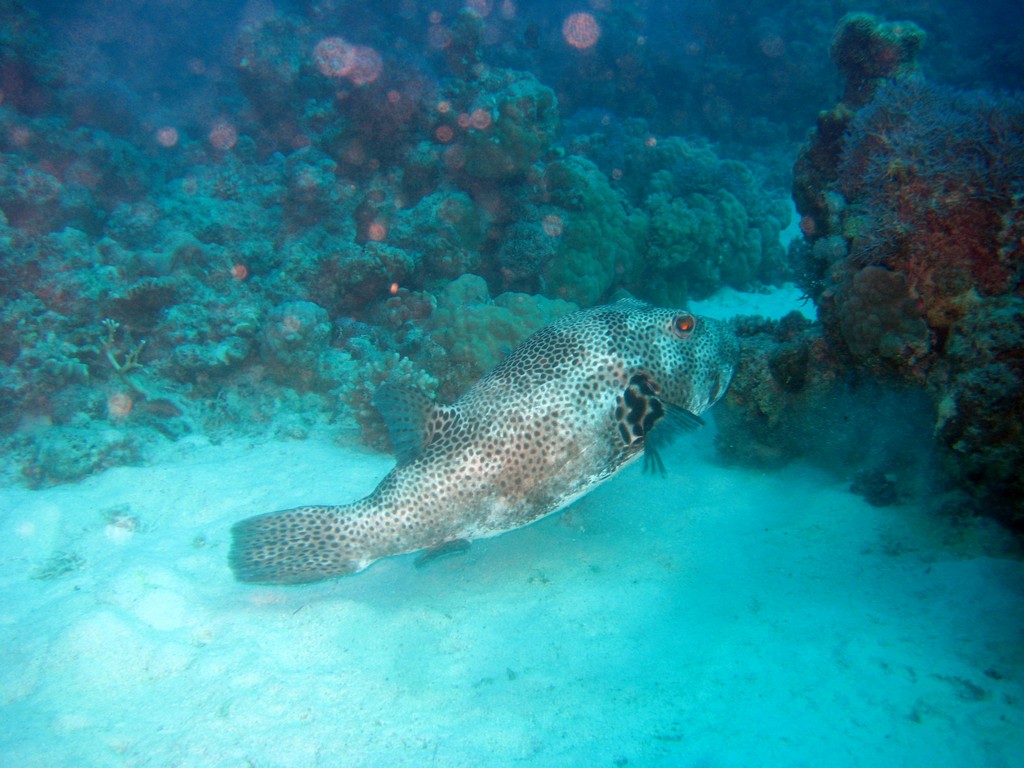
[1,290,1022,767]
[690,282,817,321]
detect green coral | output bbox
[644,181,762,304]
[22,425,142,487]
[830,13,925,108]
[423,274,577,398]
[458,69,559,180]
[389,187,485,280]
[632,140,787,304]
[540,157,644,306]
[553,127,787,305]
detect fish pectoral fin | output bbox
[374,382,457,464]
[618,374,706,477]
[642,405,704,477]
[642,441,668,477]
[663,403,705,433]
[617,373,703,445]
[414,538,472,569]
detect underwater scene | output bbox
[1,0,1023,765]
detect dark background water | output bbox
[20,0,1024,155]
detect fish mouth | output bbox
[707,370,724,404]
[705,333,739,407]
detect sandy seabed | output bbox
[1,288,1022,768]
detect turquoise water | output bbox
[1,2,1022,766]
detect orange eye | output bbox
[672,313,696,336]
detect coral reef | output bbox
[260,301,332,388]
[389,188,486,281]
[1,0,1020,538]
[792,13,926,243]
[788,12,1024,527]
[829,13,925,108]
[23,426,143,487]
[717,312,940,510]
[818,265,931,382]
[715,312,841,469]
[837,79,1023,299]
[0,1,799,492]
[937,297,1024,528]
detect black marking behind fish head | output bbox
[614,373,665,446]
[615,300,739,417]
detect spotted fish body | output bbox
[230,299,739,585]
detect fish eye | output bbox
[671,313,696,337]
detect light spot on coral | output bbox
[154,126,178,148]
[541,214,564,238]
[313,37,356,79]
[562,12,600,50]
[207,120,237,151]
[107,392,134,420]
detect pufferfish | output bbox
[229,298,739,585]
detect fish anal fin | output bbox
[414,538,471,569]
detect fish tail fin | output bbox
[229,504,366,585]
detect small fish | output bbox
[230,298,738,584]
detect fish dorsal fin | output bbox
[614,374,704,476]
[373,383,453,464]
[610,295,652,311]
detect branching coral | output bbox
[837,78,1024,300]
[100,318,146,379]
